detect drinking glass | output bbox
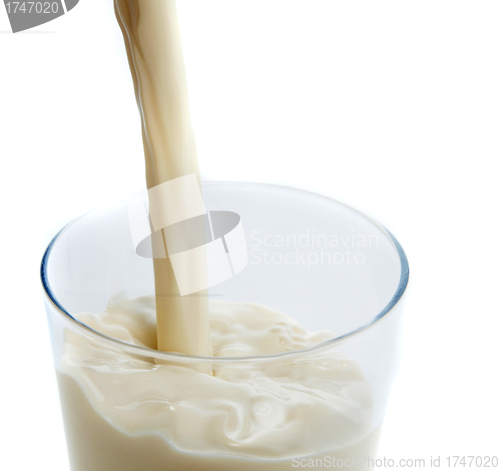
[41,182,409,470]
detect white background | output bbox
[1,1,499,469]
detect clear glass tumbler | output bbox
[41,182,409,471]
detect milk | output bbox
[114,0,212,357]
[57,295,379,470]
[55,1,382,468]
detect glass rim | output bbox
[40,181,410,364]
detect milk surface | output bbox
[57,295,379,469]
